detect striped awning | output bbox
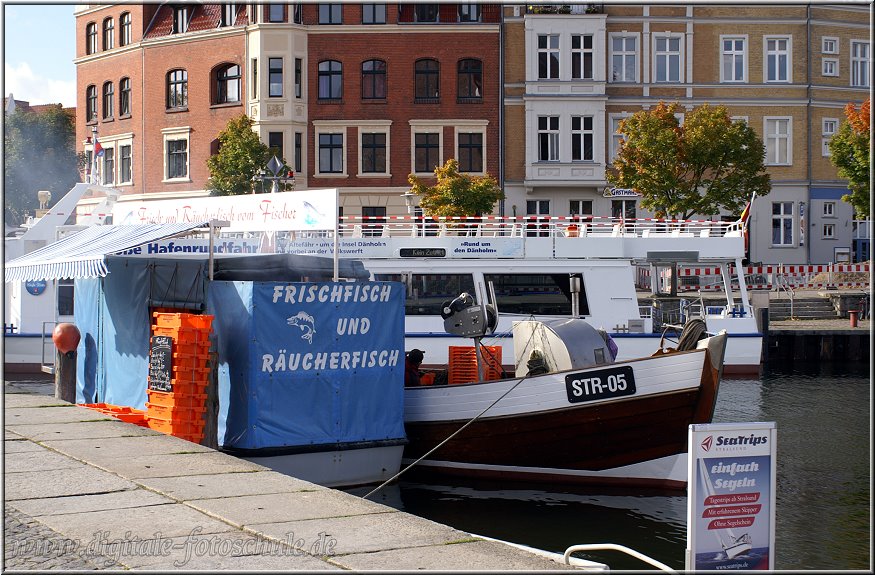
[4,223,211,283]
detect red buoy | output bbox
[52,323,81,355]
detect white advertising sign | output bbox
[111,189,338,233]
[687,422,777,571]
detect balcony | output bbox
[525,4,604,15]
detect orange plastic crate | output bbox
[155,380,210,395]
[153,312,214,330]
[448,346,502,385]
[173,341,212,356]
[170,353,209,370]
[145,402,207,420]
[146,390,208,408]
[151,326,211,341]
[146,417,205,436]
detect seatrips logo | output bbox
[701,435,714,452]
[287,311,316,344]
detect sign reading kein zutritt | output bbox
[686,422,777,571]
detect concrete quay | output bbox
[3,379,578,571]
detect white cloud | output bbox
[4,62,76,108]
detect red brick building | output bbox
[73,3,501,220]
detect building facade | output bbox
[73,3,870,264]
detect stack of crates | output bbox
[447,345,502,385]
[146,312,213,443]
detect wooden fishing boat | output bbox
[401,299,727,491]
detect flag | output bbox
[94,139,105,157]
[739,191,756,226]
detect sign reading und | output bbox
[687,422,777,571]
[148,336,173,392]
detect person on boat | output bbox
[405,349,425,386]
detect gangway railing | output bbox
[564,543,677,572]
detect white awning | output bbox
[4,223,211,283]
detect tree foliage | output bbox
[828,98,870,219]
[3,106,82,226]
[607,101,771,220]
[408,159,504,218]
[207,114,286,196]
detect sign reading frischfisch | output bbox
[686,422,777,571]
[111,189,338,233]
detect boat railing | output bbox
[337,215,737,239]
[564,543,676,572]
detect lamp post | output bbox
[251,155,295,194]
[402,191,420,236]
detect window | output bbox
[86,22,97,55]
[269,58,283,97]
[571,116,593,161]
[850,41,870,88]
[294,131,302,172]
[771,202,794,246]
[362,206,387,237]
[215,64,241,104]
[166,69,188,109]
[822,37,838,54]
[484,273,588,316]
[292,3,303,24]
[721,36,747,82]
[609,115,629,162]
[362,4,386,24]
[822,58,838,77]
[822,118,838,156]
[610,34,638,82]
[459,3,480,22]
[654,34,682,83]
[414,59,439,101]
[86,85,97,122]
[173,5,189,33]
[222,3,237,26]
[58,279,74,316]
[414,4,439,22]
[526,200,551,236]
[251,58,258,98]
[103,147,115,185]
[295,58,302,98]
[102,17,114,50]
[318,60,343,100]
[570,200,593,219]
[764,118,791,165]
[823,223,835,239]
[268,131,283,159]
[612,199,637,221]
[319,4,342,24]
[457,59,482,100]
[120,12,131,46]
[538,116,560,161]
[765,36,791,83]
[538,34,560,79]
[318,133,343,173]
[414,132,440,173]
[571,34,593,80]
[457,132,483,172]
[374,273,477,316]
[167,139,188,179]
[119,144,132,183]
[823,201,836,217]
[119,77,131,116]
[362,59,386,99]
[361,132,386,173]
[268,4,284,22]
[102,82,114,119]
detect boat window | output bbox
[484,273,588,316]
[374,273,477,315]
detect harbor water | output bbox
[351,359,871,571]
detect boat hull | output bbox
[402,337,724,490]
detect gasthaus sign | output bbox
[686,422,777,571]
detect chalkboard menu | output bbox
[148,336,173,392]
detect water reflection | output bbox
[350,361,870,571]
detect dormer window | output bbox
[173,5,189,34]
[221,3,236,27]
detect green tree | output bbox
[408,159,504,218]
[828,98,870,219]
[3,105,81,226]
[607,101,771,220]
[207,114,286,196]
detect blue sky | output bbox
[3,3,77,107]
